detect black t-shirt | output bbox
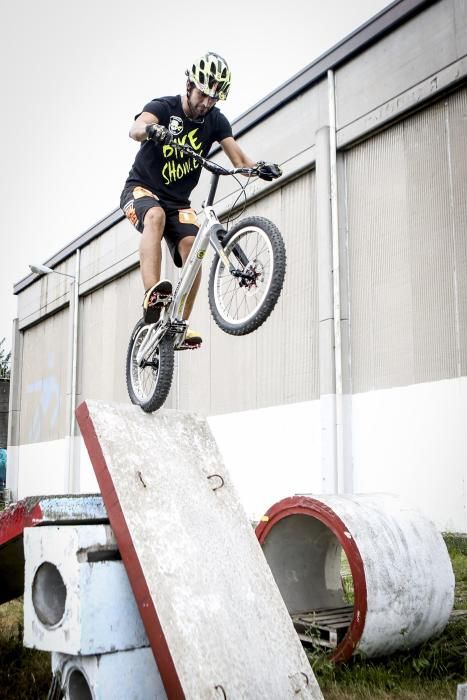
[125,95,233,208]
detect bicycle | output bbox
[126,141,286,412]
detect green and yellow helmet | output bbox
[187,52,231,100]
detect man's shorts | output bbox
[120,184,199,268]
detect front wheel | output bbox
[208,216,286,335]
[126,320,174,412]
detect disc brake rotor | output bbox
[240,259,264,294]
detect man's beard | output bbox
[187,96,209,122]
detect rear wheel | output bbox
[208,216,286,335]
[126,320,174,413]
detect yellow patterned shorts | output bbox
[120,184,199,267]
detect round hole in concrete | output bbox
[68,669,93,700]
[262,514,352,613]
[32,561,67,627]
[261,513,357,652]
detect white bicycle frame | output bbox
[135,204,231,365]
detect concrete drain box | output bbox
[24,524,148,654]
[52,648,166,699]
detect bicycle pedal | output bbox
[175,342,201,351]
[149,292,172,307]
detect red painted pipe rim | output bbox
[255,495,367,663]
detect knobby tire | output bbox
[208,216,286,335]
[126,320,174,413]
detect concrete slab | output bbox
[0,494,106,604]
[76,400,323,700]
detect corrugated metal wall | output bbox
[170,170,319,415]
[19,309,69,444]
[345,86,467,393]
[78,268,142,404]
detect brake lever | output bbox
[233,167,257,176]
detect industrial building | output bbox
[9,0,467,532]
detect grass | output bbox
[0,535,465,699]
[0,598,51,699]
[341,551,354,605]
[309,616,466,699]
[308,535,467,699]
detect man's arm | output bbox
[220,136,256,168]
[129,112,160,142]
[220,136,282,182]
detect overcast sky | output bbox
[0,0,392,351]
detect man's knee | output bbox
[178,236,196,261]
[143,206,166,232]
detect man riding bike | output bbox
[120,52,280,349]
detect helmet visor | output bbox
[195,73,229,100]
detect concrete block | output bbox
[24,524,148,654]
[76,401,323,699]
[458,683,467,700]
[52,648,167,699]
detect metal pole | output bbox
[6,318,21,501]
[328,69,345,494]
[316,125,337,494]
[67,249,80,493]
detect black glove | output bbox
[145,123,173,145]
[255,161,282,181]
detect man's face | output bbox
[188,87,219,119]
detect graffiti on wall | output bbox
[26,352,61,442]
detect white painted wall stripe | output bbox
[11,376,467,533]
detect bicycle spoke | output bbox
[129,326,161,402]
[212,223,278,328]
[209,217,285,335]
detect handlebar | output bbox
[169,140,263,178]
[167,138,281,207]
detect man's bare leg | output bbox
[139,206,166,290]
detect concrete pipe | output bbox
[256,494,454,662]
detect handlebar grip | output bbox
[205,162,230,176]
[268,164,282,179]
[255,162,282,181]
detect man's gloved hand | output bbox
[255,161,282,181]
[145,123,173,145]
